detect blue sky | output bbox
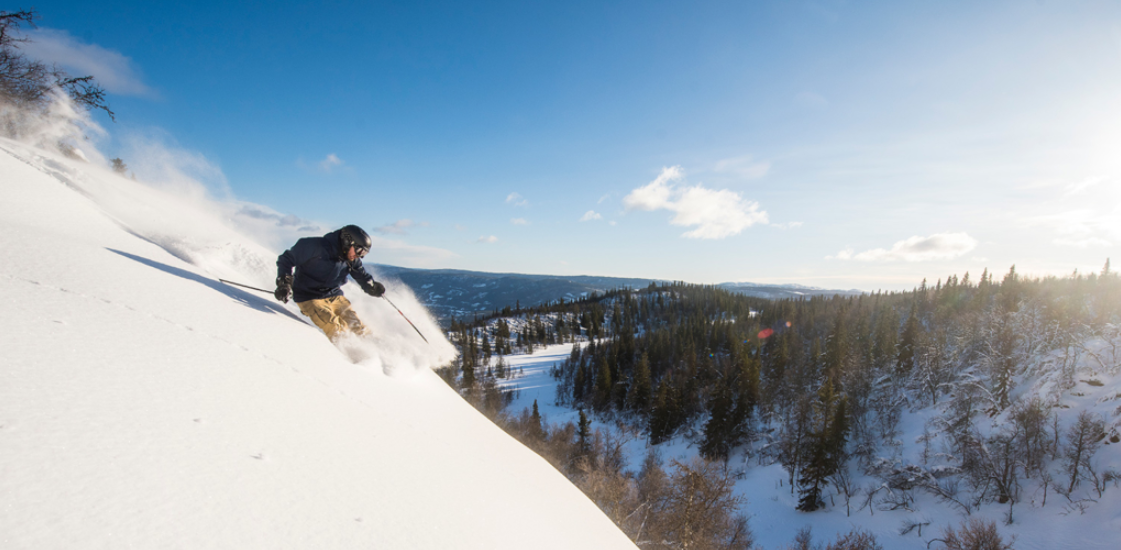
[21,0,1121,290]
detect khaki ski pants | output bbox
[297,296,369,342]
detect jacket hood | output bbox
[322,229,343,259]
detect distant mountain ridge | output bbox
[371,264,864,323]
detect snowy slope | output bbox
[492,340,1121,550]
[0,137,638,549]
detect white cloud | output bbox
[713,155,771,179]
[511,218,529,225]
[21,29,153,97]
[477,235,498,243]
[623,166,768,239]
[319,153,344,173]
[624,166,681,211]
[506,192,529,207]
[1053,237,1113,248]
[1028,208,1119,248]
[369,235,458,267]
[1062,176,1107,197]
[829,232,979,262]
[580,210,602,222]
[373,219,415,235]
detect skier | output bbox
[274,225,386,342]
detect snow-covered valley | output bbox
[481,319,1121,549]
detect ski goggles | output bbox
[354,245,369,258]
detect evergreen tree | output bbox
[896,303,919,373]
[987,309,1017,410]
[594,356,613,410]
[824,306,849,383]
[529,399,544,440]
[573,361,586,403]
[495,319,511,355]
[649,377,681,444]
[626,352,653,412]
[796,380,849,512]
[576,408,592,458]
[700,383,739,461]
[700,355,759,461]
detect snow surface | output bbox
[0,137,638,549]
[497,342,1121,550]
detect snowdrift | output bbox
[0,137,638,549]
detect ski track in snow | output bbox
[2,272,392,414]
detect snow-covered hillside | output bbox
[485,334,1121,549]
[0,136,638,549]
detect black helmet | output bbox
[338,225,371,258]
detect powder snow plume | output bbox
[0,95,456,372]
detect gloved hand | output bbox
[275,275,293,303]
[363,281,386,298]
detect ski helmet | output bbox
[338,225,371,258]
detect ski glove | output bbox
[275,275,293,303]
[363,281,386,298]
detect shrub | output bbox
[937,518,1014,550]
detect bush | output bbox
[937,519,1014,550]
[825,528,882,550]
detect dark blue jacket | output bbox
[277,229,376,303]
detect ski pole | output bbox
[221,279,430,344]
[382,295,430,344]
[219,279,273,294]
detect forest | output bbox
[441,262,1118,549]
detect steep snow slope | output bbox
[0,138,638,550]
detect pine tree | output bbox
[627,352,653,412]
[700,355,759,461]
[700,382,739,461]
[576,408,592,458]
[530,399,544,440]
[649,378,680,444]
[595,356,613,411]
[988,310,1017,410]
[824,306,849,383]
[896,303,919,373]
[999,264,1021,312]
[573,361,586,403]
[796,380,849,512]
